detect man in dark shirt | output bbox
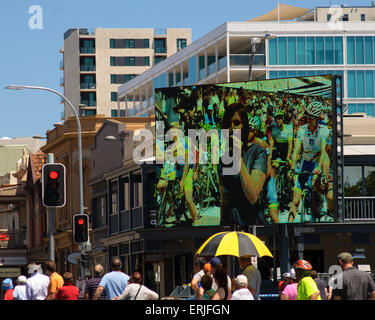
[311,270,327,300]
[85,264,107,300]
[333,252,375,300]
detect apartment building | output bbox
[60,28,191,120]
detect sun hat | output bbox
[17,275,27,285]
[235,275,248,287]
[27,263,42,274]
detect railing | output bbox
[155,47,167,54]
[0,230,26,249]
[154,28,167,36]
[344,197,375,221]
[80,100,96,107]
[132,207,143,229]
[79,28,95,36]
[80,64,96,71]
[120,210,131,232]
[80,47,95,54]
[218,56,227,70]
[80,82,96,89]
[230,54,265,66]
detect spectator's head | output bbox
[222,103,249,146]
[210,257,222,273]
[130,272,142,284]
[235,275,248,290]
[337,252,354,269]
[193,256,206,273]
[200,274,213,292]
[17,275,27,285]
[293,259,313,281]
[27,263,42,275]
[94,264,104,277]
[45,260,56,275]
[310,270,319,279]
[203,263,212,274]
[63,272,73,284]
[111,258,122,271]
[1,278,13,290]
[238,255,252,269]
[214,267,228,288]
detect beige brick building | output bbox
[60,28,191,120]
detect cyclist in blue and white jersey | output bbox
[288,101,330,223]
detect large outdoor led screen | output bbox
[155,75,338,227]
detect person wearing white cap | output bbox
[13,275,27,300]
[25,263,50,300]
[231,275,254,300]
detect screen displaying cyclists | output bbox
[155,75,336,227]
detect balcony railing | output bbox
[154,47,167,54]
[344,197,375,221]
[230,54,265,66]
[120,210,131,232]
[0,230,26,249]
[80,65,96,71]
[80,100,96,107]
[80,47,95,54]
[132,207,143,229]
[80,82,96,89]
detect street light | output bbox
[5,85,89,264]
[5,84,84,217]
[248,33,276,81]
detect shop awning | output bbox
[249,3,311,22]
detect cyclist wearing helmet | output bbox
[269,108,293,163]
[289,101,330,223]
[293,260,321,300]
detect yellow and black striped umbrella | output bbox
[196,231,273,258]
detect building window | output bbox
[327,14,331,21]
[154,39,166,54]
[347,70,375,99]
[342,14,349,21]
[110,74,138,84]
[344,166,375,196]
[110,56,150,67]
[111,109,126,117]
[110,39,149,49]
[154,56,166,65]
[347,36,374,65]
[133,176,143,208]
[92,196,106,228]
[361,14,366,21]
[177,38,187,51]
[269,36,343,65]
[111,92,117,102]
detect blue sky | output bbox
[0,0,371,138]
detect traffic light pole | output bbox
[47,153,55,262]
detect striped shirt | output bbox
[333,267,375,300]
[85,277,107,300]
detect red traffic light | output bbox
[78,218,85,225]
[49,171,59,180]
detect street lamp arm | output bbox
[6,84,84,217]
